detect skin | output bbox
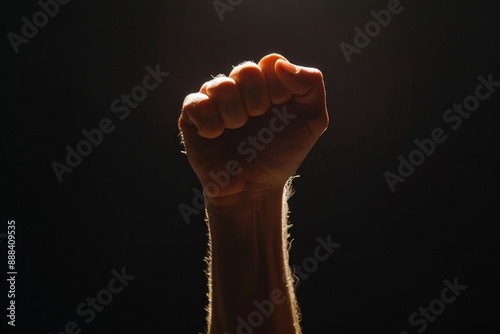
[179,53,329,333]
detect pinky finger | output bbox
[181,93,224,139]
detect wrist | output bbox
[205,188,285,238]
[204,187,285,208]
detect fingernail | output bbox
[279,60,299,74]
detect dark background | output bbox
[2,0,499,333]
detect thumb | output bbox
[275,59,326,107]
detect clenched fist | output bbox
[179,53,328,202]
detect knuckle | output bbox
[308,67,324,83]
[206,76,233,91]
[206,78,240,100]
[240,73,265,90]
[230,63,262,82]
[182,92,208,109]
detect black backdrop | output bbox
[2,0,499,333]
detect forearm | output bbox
[205,181,301,334]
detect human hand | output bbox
[179,53,328,201]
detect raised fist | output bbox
[179,53,329,202]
